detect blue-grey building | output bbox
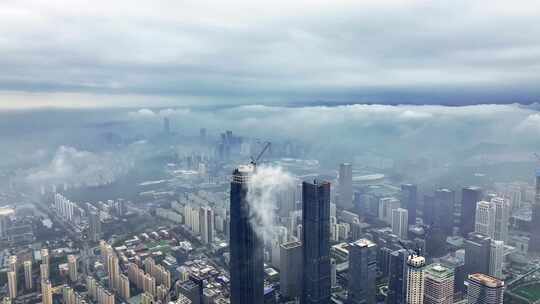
[302,180,331,304]
[529,170,540,254]
[230,165,264,304]
[461,187,483,237]
[348,239,377,304]
[386,249,408,304]
[400,184,417,225]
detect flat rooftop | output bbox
[468,273,504,288]
[351,238,376,248]
[281,241,301,249]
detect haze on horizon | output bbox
[1,0,540,109]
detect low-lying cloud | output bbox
[26,145,133,188]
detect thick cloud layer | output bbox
[26,145,132,187]
[1,0,540,108]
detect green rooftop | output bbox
[424,263,454,280]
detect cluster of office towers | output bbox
[229,164,335,304]
[228,163,512,304]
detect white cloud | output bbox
[26,145,132,187]
[1,0,540,106]
[515,113,540,135]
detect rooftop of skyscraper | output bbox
[468,273,504,288]
[280,241,301,250]
[351,238,376,248]
[425,263,454,279]
[407,255,426,268]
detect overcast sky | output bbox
[1,0,540,108]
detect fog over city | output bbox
[3,1,540,304]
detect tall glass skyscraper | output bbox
[461,186,483,237]
[401,184,417,225]
[302,180,331,304]
[529,170,540,254]
[230,165,264,304]
[387,249,408,304]
[348,239,377,304]
[338,163,353,209]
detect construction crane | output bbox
[250,141,271,168]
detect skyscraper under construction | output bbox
[229,165,264,304]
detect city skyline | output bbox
[3,1,540,303]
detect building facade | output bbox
[461,187,482,237]
[348,239,377,304]
[423,264,454,304]
[529,170,540,253]
[338,163,353,209]
[302,180,331,304]
[230,165,264,304]
[466,273,504,304]
[401,184,418,226]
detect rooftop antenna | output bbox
[250,141,271,168]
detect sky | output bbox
[1,0,540,108]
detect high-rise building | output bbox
[461,187,482,236]
[143,273,156,296]
[68,255,78,282]
[107,254,120,290]
[406,255,426,304]
[392,208,409,240]
[387,249,408,304]
[474,201,495,239]
[338,163,353,209]
[423,195,435,226]
[491,197,510,243]
[271,226,288,269]
[88,211,102,242]
[529,170,540,253]
[379,197,400,225]
[401,184,418,225]
[330,258,337,288]
[120,274,130,299]
[7,271,17,299]
[302,180,331,304]
[40,263,49,281]
[434,189,455,236]
[230,165,264,304]
[24,260,33,290]
[489,240,504,279]
[8,255,17,275]
[41,248,50,266]
[348,239,377,304]
[0,207,15,239]
[42,279,53,304]
[63,286,75,304]
[464,233,491,277]
[423,263,454,304]
[466,273,504,304]
[280,241,302,299]
[199,206,214,244]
